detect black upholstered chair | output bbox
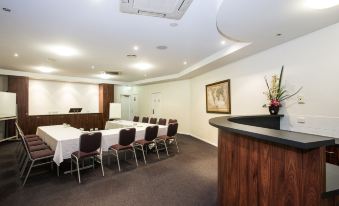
[142,117,149,123]
[71,132,104,183]
[158,118,167,125]
[19,130,55,186]
[108,128,138,172]
[133,116,140,122]
[134,126,160,164]
[168,119,178,124]
[156,123,179,156]
[149,118,157,124]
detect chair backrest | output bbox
[168,119,177,124]
[149,118,157,124]
[142,117,149,123]
[119,128,136,146]
[167,123,178,137]
[145,125,159,141]
[15,122,33,159]
[79,132,102,153]
[158,118,167,125]
[133,116,139,122]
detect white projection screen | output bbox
[109,103,121,119]
[0,92,16,119]
[29,80,99,115]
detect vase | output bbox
[268,105,280,115]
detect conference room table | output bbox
[36,120,168,166]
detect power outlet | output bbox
[297,117,306,123]
[297,96,305,104]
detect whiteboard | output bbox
[0,92,16,119]
[29,80,99,115]
[109,103,121,119]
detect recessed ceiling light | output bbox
[36,66,56,73]
[156,45,168,50]
[47,45,79,57]
[221,40,226,45]
[91,65,95,69]
[2,8,11,13]
[14,53,19,57]
[276,33,282,36]
[169,23,178,27]
[304,0,339,9]
[99,72,111,79]
[133,46,139,51]
[132,62,153,70]
[183,61,187,65]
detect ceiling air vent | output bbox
[120,0,193,20]
[105,71,121,76]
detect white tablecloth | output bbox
[36,121,167,165]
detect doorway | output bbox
[151,92,161,118]
[120,95,131,120]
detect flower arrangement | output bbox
[263,66,302,109]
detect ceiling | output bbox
[0,0,235,82]
[0,0,338,85]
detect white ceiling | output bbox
[0,0,234,82]
[0,0,338,85]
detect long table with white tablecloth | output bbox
[36,120,168,165]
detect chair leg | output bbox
[116,150,121,172]
[76,157,81,183]
[57,165,60,177]
[100,155,104,177]
[23,161,34,187]
[20,158,29,178]
[174,137,180,153]
[133,148,138,167]
[70,157,73,175]
[154,142,160,160]
[141,145,146,165]
[163,140,169,156]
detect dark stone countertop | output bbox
[209,115,335,150]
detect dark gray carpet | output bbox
[0,135,217,206]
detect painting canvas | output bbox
[206,79,231,114]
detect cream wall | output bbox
[115,80,191,134]
[117,22,339,147]
[191,22,339,146]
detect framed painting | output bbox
[205,79,231,114]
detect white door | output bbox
[151,92,161,118]
[131,94,138,118]
[120,95,131,120]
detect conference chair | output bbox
[142,117,149,123]
[134,125,160,164]
[156,123,179,156]
[108,128,138,172]
[158,118,167,125]
[70,132,104,184]
[149,117,157,124]
[20,133,55,186]
[133,116,139,122]
[168,119,178,124]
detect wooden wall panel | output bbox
[99,84,114,123]
[218,129,330,206]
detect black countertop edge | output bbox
[323,163,339,198]
[209,115,335,150]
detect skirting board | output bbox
[178,132,218,147]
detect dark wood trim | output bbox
[99,84,114,122]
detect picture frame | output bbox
[205,79,231,114]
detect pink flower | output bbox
[271,99,280,107]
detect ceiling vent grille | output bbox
[120,0,193,20]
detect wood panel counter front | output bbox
[209,115,339,206]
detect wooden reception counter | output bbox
[209,115,339,206]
